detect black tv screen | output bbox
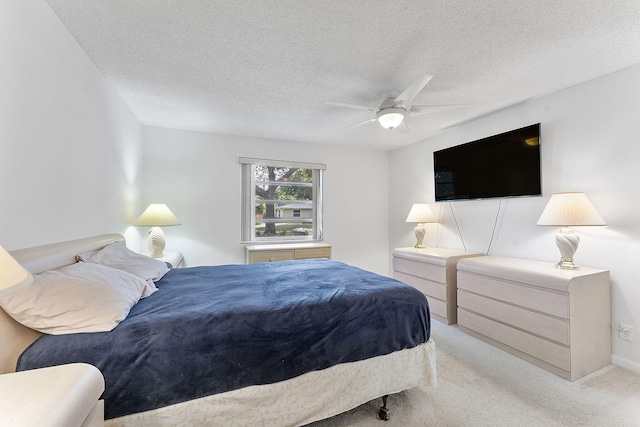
[434,124,541,201]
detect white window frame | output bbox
[240,157,325,243]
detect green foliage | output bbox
[254,165,314,236]
[276,168,312,200]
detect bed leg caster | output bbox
[378,395,390,421]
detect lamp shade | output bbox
[536,193,606,226]
[0,246,33,298]
[406,203,437,223]
[133,204,181,227]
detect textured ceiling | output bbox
[46,0,640,150]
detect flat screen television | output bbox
[434,123,541,201]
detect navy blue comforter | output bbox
[17,259,430,419]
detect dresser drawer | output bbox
[426,296,447,321]
[393,257,446,283]
[458,290,569,345]
[249,250,294,263]
[246,243,331,264]
[393,269,448,319]
[294,247,331,259]
[459,309,570,371]
[393,271,446,300]
[458,271,569,319]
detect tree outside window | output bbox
[241,158,324,242]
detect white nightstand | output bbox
[145,251,184,268]
[0,363,105,427]
[392,247,483,324]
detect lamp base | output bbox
[556,257,580,270]
[554,227,580,270]
[414,224,426,249]
[147,227,166,258]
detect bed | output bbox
[1,234,436,426]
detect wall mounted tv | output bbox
[434,123,541,201]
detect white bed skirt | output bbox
[106,339,436,427]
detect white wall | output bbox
[389,63,640,372]
[140,127,390,275]
[7,0,638,373]
[0,0,144,251]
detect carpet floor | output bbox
[309,320,640,426]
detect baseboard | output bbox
[612,355,640,374]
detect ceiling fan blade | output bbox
[397,120,410,133]
[409,104,468,116]
[394,75,434,109]
[339,118,377,132]
[326,101,377,112]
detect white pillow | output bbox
[0,262,146,335]
[78,242,169,298]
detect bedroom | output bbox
[1,0,640,425]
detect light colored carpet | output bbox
[309,321,640,426]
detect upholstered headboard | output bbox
[0,234,125,374]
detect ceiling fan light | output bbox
[376,109,405,129]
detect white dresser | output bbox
[245,243,331,264]
[392,247,483,324]
[457,256,611,381]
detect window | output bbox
[241,158,325,242]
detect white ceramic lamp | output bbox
[0,245,33,298]
[405,203,437,249]
[537,192,606,269]
[133,204,181,258]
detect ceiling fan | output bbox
[327,75,460,131]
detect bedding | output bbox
[0,262,147,335]
[78,241,169,297]
[16,259,430,420]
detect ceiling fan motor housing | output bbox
[327,75,436,131]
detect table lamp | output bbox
[405,203,437,249]
[0,246,33,298]
[133,204,181,258]
[536,192,606,269]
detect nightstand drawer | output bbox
[459,309,571,371]
[458,271,569,319]
[393,271,446,301]
[426,297,447,320]
[249,250,294,263]
[294,247,331,259]
[393,257,446,283]
[458,290,569,345]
